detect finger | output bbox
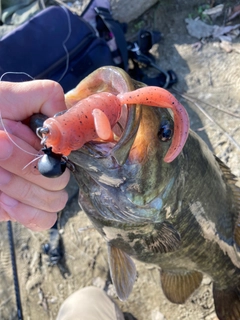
[0,80,66,120]
[0,204,11,221]
[0,119,41,150]
[0,131,70,191]
[0,193,58,231]
[0,167,69,212]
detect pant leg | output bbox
[56,286,125,320]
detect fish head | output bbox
[66,66,177,166]
[67,67,183,222]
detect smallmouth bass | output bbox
[39,66,240,320]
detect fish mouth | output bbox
[110,102,142,165]
[80,92,142,166]
[66,66,143,165]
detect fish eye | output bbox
[158,119,173,142]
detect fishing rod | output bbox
[7,221,23,320]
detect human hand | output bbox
[0,80,70,231]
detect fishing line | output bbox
[0,71,35,81]
[0,112,39,157]
[22,154,44,170]
[0,111,45,170]
[173,89,240,152]
[57,6,72,83]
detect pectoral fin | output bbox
[108,244,136,301]
[145,222,181,253]
[160,269,203,304]
[213,284,240,320]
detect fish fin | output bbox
[160,269,203,304]
[213,284,240,320]
[108,244,136,301]
[145,222,181,253]
[215,156,240,247]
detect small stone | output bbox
[151,309,166,320]
[202,275,212,285]
[92,277,106,290]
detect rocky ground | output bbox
[1,1,240,319]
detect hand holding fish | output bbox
[0,80,70,231]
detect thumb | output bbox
[0,80,66,120]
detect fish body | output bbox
[45,66,240,319]
[70,105,240,291]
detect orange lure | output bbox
[41,92,121,156]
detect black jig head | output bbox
[38,146,67,178]
[38,146,75,178]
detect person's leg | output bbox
[56,286,125,320]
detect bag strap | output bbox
[127,30,178,89]
[94,6,128,71]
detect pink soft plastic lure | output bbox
[42,92,121,155]
[41,86,189,162]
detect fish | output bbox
[37,66,240,320]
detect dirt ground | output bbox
[1,1,240,319]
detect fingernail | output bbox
[0,137,13,160]
[0,193,19,207]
